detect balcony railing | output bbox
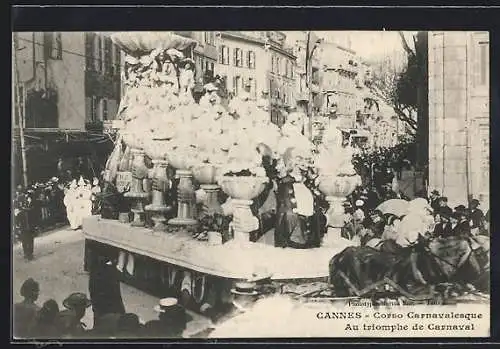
[85,120,104,132]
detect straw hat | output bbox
[153,297,179,313]
[204,83,218,92]
[231,281,258,296]
[62,292,91,310]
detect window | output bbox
[91,96,99,122]
[234,76,241,95]
[285,60,289,77]
[204,32,215,46]
[104,38,113,74]
[271,56,275,73]
[219,45,229,65]
[113,45,121,75]
[94,35,103,72]
[45,32,62,60]
[247,51,256,69]
[85,33,95,71]
[102,99,108,120]
[233,48,243,67]
[276,57,280,75]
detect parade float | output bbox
[82,32,361,315]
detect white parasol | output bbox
[376,199,410,217]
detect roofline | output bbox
[221,32,296,60]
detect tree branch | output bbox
[398,31,416,57]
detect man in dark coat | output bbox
[142,299,190,338]
[452,210,471,238]
[428,190,441,213]
[88,254,126,330]
[30,299,60,338]
[56,293,91,338]
[468,199,485,231]
[14,278,40,338]
[437,197,453,218]
[275,173,327,249]
[433,212,452,238]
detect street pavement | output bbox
[12,226,212,337]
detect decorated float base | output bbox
[83,215,353,280]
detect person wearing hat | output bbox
[468,199,485,232]
[436,197,453,218]
[88,253,126,330]
[360,210,385,246]
[432,212,452,238]
[143,298,190,338]
[29,299,60,338]
[14,278,40,338]
[428,190,441,212]
[56,293,91,338]
[115,313,143,338]
[341,201,364,241]
[451,209,471,238]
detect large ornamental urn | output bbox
[192,163,223,216]
[124,136,150,227]
[167,151,198,226]
[219,175,268,244]
[318,173,361,241]
[144,139,173,231]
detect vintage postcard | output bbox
[12,30,490,339]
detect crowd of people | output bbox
[341,185,489,250]
[13,174,103,261]
[14,252,190,339]
[13,155,103,237]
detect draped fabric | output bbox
[109,32,198,56]
[329,236,488,297]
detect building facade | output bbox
[84,32,122,131]
[318,42,359,129]
[266,31,297,125]
[14,32,121,132]
[214,31,296,126]
[13,32,121,183]
[215,31,263,101]
[175,31,218,98]
[428,31,489,207]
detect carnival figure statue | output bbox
[274,147,327,249]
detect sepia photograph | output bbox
[12,30,490,339]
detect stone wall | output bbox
[428,31,489,208]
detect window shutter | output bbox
[233,48,237,66]
[218,45,223,64]
[85,97,92,122]
[44,33,53,59]
[102,98,108,120]
[85,33,93,70]
[94,35,101,71]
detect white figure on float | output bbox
[64,177,93,230]
[64,180,79,229]
[179,59,195,96]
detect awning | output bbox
[108,32,198,56]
